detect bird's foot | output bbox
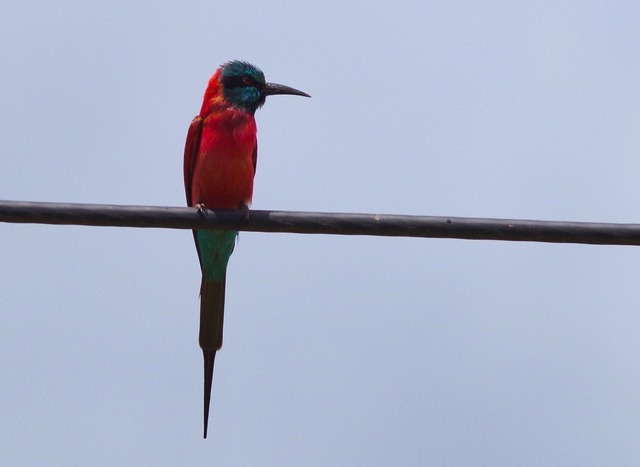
[239,203,250,221]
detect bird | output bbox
[183,60,310,438]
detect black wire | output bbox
[1,200,639,246]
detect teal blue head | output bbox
[219,61,310,114]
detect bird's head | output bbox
[217,61,310,114]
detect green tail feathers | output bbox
[196,230,237,281]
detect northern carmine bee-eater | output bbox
[184,60,309,438]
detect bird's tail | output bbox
[200,278,226,439]
[202,349,216,439]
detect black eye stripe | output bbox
[223,75,261,89]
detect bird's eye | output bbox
[242,76,253,86]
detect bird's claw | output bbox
[195,203,208,216]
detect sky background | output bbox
[2,1,640,465]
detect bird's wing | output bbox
[252,142,258,175]
[184,115,203,207]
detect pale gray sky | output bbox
[2,1,640,465]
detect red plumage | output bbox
[185,69,257,210]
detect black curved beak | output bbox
[263,82,311,98]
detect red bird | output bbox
[184,61,309,438]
